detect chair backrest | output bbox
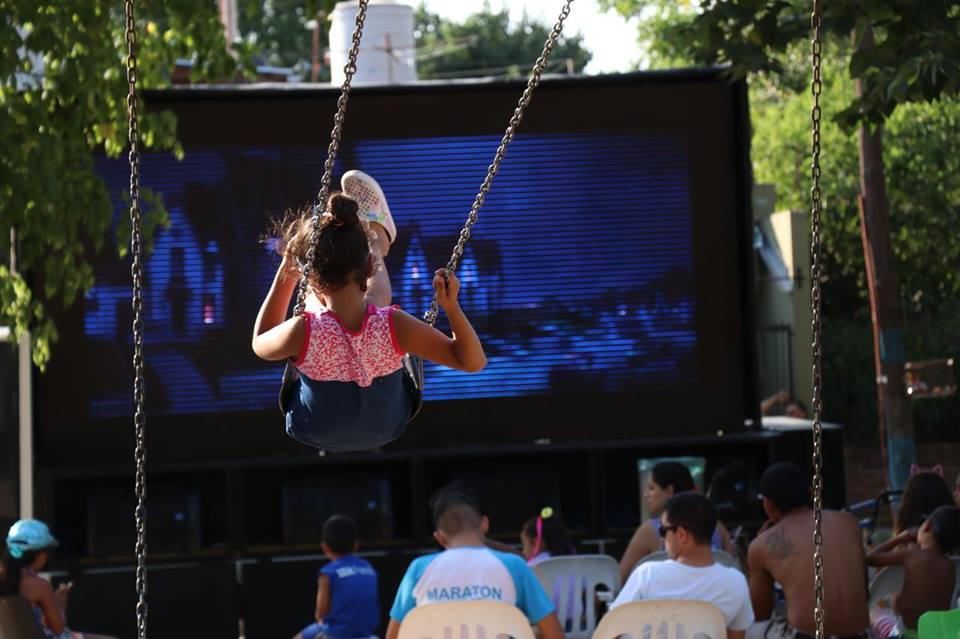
[709,550,740,570]
[635,550,670,568]
[397,601,535,639]
[592,599,727,639]
[0,595,45,639]
[633,550,741,573]
[917,607,960,639]
[868,565,905,610]
[533,555,620,639]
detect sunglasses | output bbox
[658,524,680,538]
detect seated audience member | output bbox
[760,390,808,419]
[747,463,869,639]
[0,519,117,639]
[954,472,960,507]
[894,466,954,534]
[619,461,735,583]
[294,514,378,639]
[386,487,563,639]
[868,505,960,638]
[521,507,575,567]
[612,493,754,639]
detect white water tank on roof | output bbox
[329,0,417,85]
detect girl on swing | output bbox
[253,171,487,451]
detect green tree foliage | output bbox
[602,0,960,127]
[1,1,248,367]
[234,3,592,81]
[414,6,592,79]
[236,0,339,81]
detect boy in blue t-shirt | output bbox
[385,488,563,639]
[295,515,379,639]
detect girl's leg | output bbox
[342,170,395,308]
[364,223,392,308]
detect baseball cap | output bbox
[6,519,58,559]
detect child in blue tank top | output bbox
[295,515,379,639]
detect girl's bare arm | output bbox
[252,257,305,361]
[392,270,486,372]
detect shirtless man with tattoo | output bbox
[747,463,870,639]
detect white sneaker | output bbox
[341,170,396,244]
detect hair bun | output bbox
[327,193,361,229]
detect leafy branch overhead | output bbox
[601,0,960,129]
[0,1,251,368]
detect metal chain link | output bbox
[294,0,370,316]
[422,0,575,327]
[123,0,148,637]
[809,2,825,639]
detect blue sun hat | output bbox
[6,519,58,559]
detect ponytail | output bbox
[522,507,575,558]
[269,192,371,293]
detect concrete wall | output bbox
[753,184,813,410]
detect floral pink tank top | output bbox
[293,304,404,386]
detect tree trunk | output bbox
[855,27,915,491]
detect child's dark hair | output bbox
[927,505,960,554]
[651,461,695,493]
[322,514,358,555]
[273,192,371,293]
[896,472,954,533]
[522,508,575,558]
[429,485,483,536]
[0,549,41,596]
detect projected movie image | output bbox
[86,132,694,418]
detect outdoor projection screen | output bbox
[36,71,755,463]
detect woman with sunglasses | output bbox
[618,461,734,584]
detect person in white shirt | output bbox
[612,492,754,639]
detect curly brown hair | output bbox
[273,192,372,293]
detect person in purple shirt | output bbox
[294,515,379,639]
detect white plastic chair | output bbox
[396,600,535,639]
[634,549,741,571]
[533,555,620,639]
[868,565,905,610]
[592,599,727,639]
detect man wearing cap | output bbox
[2,519,116,639]
[747,463,869,639]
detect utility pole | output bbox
[218,0,239,50]
[7,227,33,518]
[854,26,915,491]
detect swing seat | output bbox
[280,355,423,452]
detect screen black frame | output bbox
[35,69,758,467]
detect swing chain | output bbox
[123,0,148,637]
[295,0,370,316]
[809,2,825,639]
[423,0,575,328]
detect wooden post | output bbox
[855,26,916,490]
